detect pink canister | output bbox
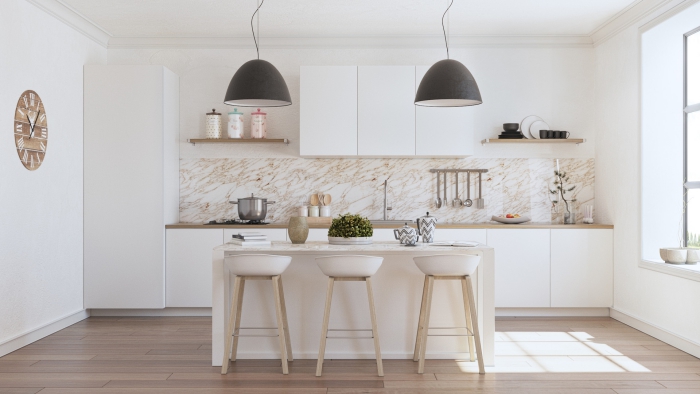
[250,108,267,139]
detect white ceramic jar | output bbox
[206,109,222,139]
[250,108,267,139]
[308,206,320,217]
[227,108,244,138]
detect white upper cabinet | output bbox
[415,66,475,157]
[357,66,416,156]
[300,66,358,157]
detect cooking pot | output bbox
[229,194,276,221]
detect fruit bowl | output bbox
[491,215,531,224]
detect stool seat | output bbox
[316,255,383,277]
[413,254,480,276]
[227,254,291,276]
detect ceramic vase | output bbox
[288,217,309,244]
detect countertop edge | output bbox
[167,223,614,230]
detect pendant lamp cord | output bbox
[442,0,453,59]
[251,0,265,59]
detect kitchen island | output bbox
[212,241,495,367]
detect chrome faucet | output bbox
[383,179,393,220]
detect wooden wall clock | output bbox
[14,90,48,171]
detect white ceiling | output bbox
[61,0,638,38]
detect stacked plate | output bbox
[520,115,550,139]
[497,123,525,139]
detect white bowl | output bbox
[685,248,699,264]
[659,248,687,264]
[328,236,373,245]
[316,255,383,277]
[413,254,481,276]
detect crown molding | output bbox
[25,0,111,48]
[589,0,672,46]
[107,35,592,49]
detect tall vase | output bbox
[288,217,309,244]
[563,200,577,224]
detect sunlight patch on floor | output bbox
[455,331,651,373]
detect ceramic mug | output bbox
[539,130,548,139]
[556,130,570,139]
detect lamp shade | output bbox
[224,59,292,107]
[415,59,482,107]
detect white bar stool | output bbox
[412,254,485,374]
[221,254,293,375]
[315,255,384,377]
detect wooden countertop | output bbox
[166,222,613,230]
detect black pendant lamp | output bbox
[224,0,291,107]
[415,0,482,107]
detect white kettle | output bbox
[417,212,438,243]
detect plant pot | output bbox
[288,217,309,244]
[685,248,699,265]
[328,236,373,245]
[659,247,687,264]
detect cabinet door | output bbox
[488,229,551,307]
[224,228,288,242]
[434,229,487,244]
[166,229,223,307]
[300,66,358,156]
[307,228,329,242]
[551,229,613,307]
[358,66,416,156]
[415,66,475,157]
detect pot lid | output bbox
[419,212,438,221]
[238,193,267,200]
[228,108,244,115]
[207,108,221,115]
[251,108,266,115]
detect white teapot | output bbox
[417,212,438,243]
[393,222,420,245]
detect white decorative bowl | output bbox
[685,248,699,264]
[491,215,531,224]
[328,237,373,245]
[659,248,688,264]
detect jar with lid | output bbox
[250,108,267,139]
[227,108,244,139]
[205,109,222,139]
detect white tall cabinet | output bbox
[84,65,179,309]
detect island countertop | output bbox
[170,222,613,229]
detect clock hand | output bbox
[26,114,35,139]
[29,110,40,138]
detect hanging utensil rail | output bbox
[429,169,488,174]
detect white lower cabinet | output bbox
[166,229,223,307]
[551,229,613,307]
[224,228,288,243]
[488,229,551,308]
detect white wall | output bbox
[105,45,596,160]
[595,0,700,350]
[0,0,105,351]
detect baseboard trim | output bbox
[0,309,89,357]
[611,308,700,358]
[89,307,212,317]
[496,307,610,317]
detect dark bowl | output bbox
[503,123,519,132]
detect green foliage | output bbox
[688,232,700,248]
[328,213,373,238]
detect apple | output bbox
[506,214,514,218]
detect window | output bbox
[685,28,700,247]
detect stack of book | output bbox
[229,232,271,247]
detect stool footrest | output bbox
[234,334,280,337]
[327,329,372,331]
[326,336,375,339]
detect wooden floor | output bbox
[0,317,699,393]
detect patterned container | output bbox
[205,109,222,139]
[227,108,244,139]
[417,212,438,243]
[250,108,267,139]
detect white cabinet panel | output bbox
[434,229,487,244]
[166,229,223,307]
[300,66,358,156]
[224,228,288,243]
[488,229,551,308]
[358,66,416,156]
[551,229,613,308]
[307,228,329,242]
[415,66,475,157]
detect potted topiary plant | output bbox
[327,213,373,245]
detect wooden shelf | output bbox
[481,138,585,145]
[187,138,289,145]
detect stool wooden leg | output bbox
[465,276,485,374]
[418,276,434,374]
[271,275,289,375]
[221,275,242,374]
[278,276,293,362]
[316,277,334,377]
[461,276,476,362]
[413,275,429,362]
[230,278,246,362]
[272,275,289,375]
[365,277,384,377]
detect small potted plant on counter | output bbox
[660,188,699,264]
[328,213,373,245]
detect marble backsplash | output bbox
[180,158,594,224]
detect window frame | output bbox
[684,26,700,247]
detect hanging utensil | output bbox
[435,171,442,208]
[464,171,473,207]
[453,172,462,207]
[476,172,485,209]
[443,172,448,209]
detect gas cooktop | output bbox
[205,219,269,225]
